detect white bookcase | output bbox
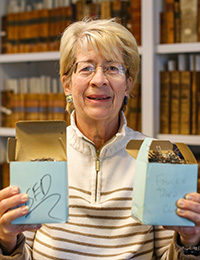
[142,0,200,146]
[1,0,200,163]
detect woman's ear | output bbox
[125,76,133,96]
[62,75,71,96]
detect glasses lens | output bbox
[75,62,95,76]
[105,63,126,75]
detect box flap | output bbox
[149,140,172,152]
[127,138,176,162]
[126,138,197,165]
[175,143,197,164]
[15,120,67,161]
[126,139,143,159]
[7,137,17,162]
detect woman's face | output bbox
[62,47,132,127]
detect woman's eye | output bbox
[81,66,94,72]
[107,65,118,71]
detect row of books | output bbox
[1,0,141,54]
[160,0,200,44]
[125,82,141,132]
[6,0,71,13]
[160,54,200,135]
[0,75,141,131]
[0,76,70,128]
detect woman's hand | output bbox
[164,192,200,246]
[0,186,41,255]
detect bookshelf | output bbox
[156,43,200,54]
[0,0,200,149]
[0,51,60,63]
[0,127,15,137]
[0,47,142,63]
[142,0,200,147]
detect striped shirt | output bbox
[24,113,174,259]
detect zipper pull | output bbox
[96,158,100,172]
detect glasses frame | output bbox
[72,61,128,78]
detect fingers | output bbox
[0,192,29,217]
[0,186,41,250]
[0,186,30,227]
[164,225,200,234]
[185,193,200,203]
[164,193,200,246]
[0,186,19,201]
[176,193,200,224]
[1,206,29,225]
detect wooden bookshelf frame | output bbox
[0,0,200,148]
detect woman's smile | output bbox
[86,94,112,102]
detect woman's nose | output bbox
[90,67,108,86]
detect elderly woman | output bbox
[0,19,200,259]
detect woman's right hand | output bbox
[0,186,41,255]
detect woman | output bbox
[0,18,200,259]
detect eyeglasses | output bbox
[72,61,128,78]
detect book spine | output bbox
[174,0,181,43]
[121,0,130,27]
[198,0,200,41]
[112,0,122,18]
[101,1,111,19]
[12,93,26,127]
[19,11,30,53]
[191,71,199,135]
[180,70,192,134]
[47,92,56,120]
[38,93,48,120]
[76,0,84,21]
[197,69,200,134]
[166,12,175,43]
[160,12,167,43]
[37,9,49,52]
[51,93,66,120]
[160,71,171,134]
[126,82,141,131]
[180,0,198,43]
[29,10,39,52]
[6,13,18,53]
[49,7,61,51]
[1,15,7,54]
[1,90,13,127]
[170,70,181,134]
[25,93,40,120]
[130,0,141,46]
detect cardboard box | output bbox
[126,137,198,226]
[7,120,68,224]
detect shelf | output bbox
[0,127,15,137]
[156,43,200,54]
[157,134,200,146]
[0,47,142,64]
[0,0,199,149]
[0,51,60,63]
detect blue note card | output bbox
[126,137,198,226]
[10,161,68,224]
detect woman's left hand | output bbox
[164,192,200,246]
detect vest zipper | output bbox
[82,136,116,202]
[95,151,100,202]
